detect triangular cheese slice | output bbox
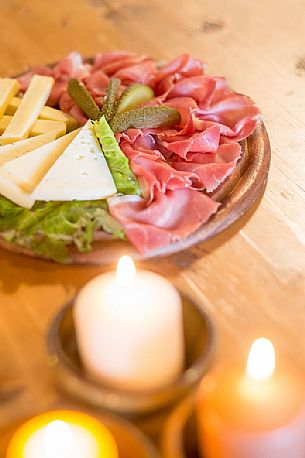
[32,121,117,201]
[3,129,80,192]
[0,168,35,209]
[0,131,57,165]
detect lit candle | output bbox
[197,338,305,458]
[74,256,184,391]
[6,410,118,458]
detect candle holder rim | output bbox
[46,289,216,415]
[47,291,216,398]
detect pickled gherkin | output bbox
[68,79,101,121]
[102,78,121,122]
[110,106,181,133]
[115,83,154,115]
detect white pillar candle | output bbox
[74,256,185,391]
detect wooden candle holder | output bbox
[47,293,215,417]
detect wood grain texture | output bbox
[0,0,305,452]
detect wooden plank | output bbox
[0,0,304,454]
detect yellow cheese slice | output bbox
[0,79,21,118]
[0,131,57,165]
[0,115,66,138]
[3,129,80,192]
[1,75,54,145]
[0,168,35,209]
[29,119,66,137]
[6,97,79,132]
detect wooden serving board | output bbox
[0,61,271,264]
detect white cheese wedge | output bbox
[0,79,21,118]
[1,75,54,145]
[32,121,117,201]
[0,168,35,209]
[6,97,79,132]
[0,131,57,165]
[3,129,80,192]
[0,115,66,138]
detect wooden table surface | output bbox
[0,0,305,451]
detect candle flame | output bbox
[44,420,73,458]
[116,255,136,286]
[246,337,275,381]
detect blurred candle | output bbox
[197,338,305,458]
[6,410,118,458]
[74,256,184,391]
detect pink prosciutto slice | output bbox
[120,141,195,202]
[108,189,220,254]
[158,125,221,160]
[173,143,242,192]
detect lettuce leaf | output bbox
[94,116,141,195]
[0,196,125,263]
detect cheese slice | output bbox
[29,119,66,137]
[1,75,54,144]
[6,97,79,132]
[3,129,80,192]
[0,131,57,165]
[32,121,117,201]
[0,79,21,118]
[0,115,66,138]
[0,168,35,209]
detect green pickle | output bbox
[110,106,181,133]
[115,83,154,115]
[102,78,121,122]
[68,78,101,121]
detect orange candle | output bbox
[197,338,305,458]
[6,410,118,458]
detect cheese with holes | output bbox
[0,79,21,118]
[0,115,66,138]
[0,168,35,209]
[3,129,80,192]
[32,121,117,201]
[1,75,54,144]
[0,131,57,165]
[6,97,78,132]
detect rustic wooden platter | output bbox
[0,60,271,264]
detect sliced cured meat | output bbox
[108,189,220,254]
[93,52,148,75]
[159,125,221,160]
[173,143,242,192]
[18,65,54,92]
[84,70,109,96]
[114,59,158,86]
[165,97,198,129]
[196,92,260,142]
[120,141,195,201]
[154,55,206,99]
[48,79,67,106]
[69,104,88,125]
[53,52,91,80]
[59,91,75,113]
[155,54,206,83]
[167,76,217,104]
